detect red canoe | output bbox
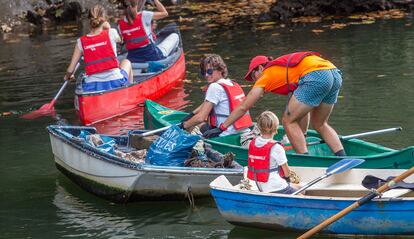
[74,24,186,125]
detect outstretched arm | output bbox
[221,87,265,128]
[64,44,82,81]
[152,0,168,20]
[183,101,214,130]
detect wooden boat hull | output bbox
[210,168,414,235]
[144,99,414,169]
[75,25,186,125]
[47,125,243,203]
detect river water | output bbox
[1,11,414,239]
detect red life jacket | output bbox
[119,14,151,50]
[209,81,253,130]
[80,30,119,76]
[247,138,285,182]
[265,51,321,95]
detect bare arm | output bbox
[222,87,265,128]
[192,103,204,114]
[280,163,290,178]
[64,44,82,80]
[183,101,214,129]
[152,0,168,20]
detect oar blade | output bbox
[21,103,55,119]
[326,158,365,175]
[362,175,414,190]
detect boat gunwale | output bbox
[209,180,414,203]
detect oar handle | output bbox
[298,166,414,239]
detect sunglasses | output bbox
[201,68,214,76]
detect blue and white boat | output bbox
[210,167,414,236]
[47,125,243,203]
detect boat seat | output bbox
[306,184,411,198]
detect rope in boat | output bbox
[185,186,195,208]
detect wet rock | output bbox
[1,24,12,33]
[269,0,414,21]
[25,0,82,26]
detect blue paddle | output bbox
[292,158,365,195]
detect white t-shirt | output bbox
[77,28,124,83]
[253,136,289,192]
[205,78,249,136]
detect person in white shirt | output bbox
[247,111,301,194]
[64,4,133,92]
[181,54,252,138]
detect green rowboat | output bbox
[144,99,414,169]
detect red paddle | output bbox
[21,62,80,120]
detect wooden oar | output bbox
[298,166,414,239]
[21,62,81,120]
[284,127,402,151]
[292,158,365,195]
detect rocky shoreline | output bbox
[1,0,414,34]
[269,0,414,21]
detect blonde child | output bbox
[247,111,300,194]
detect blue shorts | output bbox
[82,69,129,92]
[120,68,129,80]
[293,68,342,107]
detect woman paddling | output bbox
[118,0,179,63]
[64,4,133,92]
[180,54,252,137]
[203,51,346,156]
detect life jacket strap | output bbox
[84,56,118,66]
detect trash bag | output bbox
[146,125,200,166]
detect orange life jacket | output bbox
[80,30,119,75]
[247,138,285,182]
[119,14,151,50]
[209,81,253,130]
[265,51,321,95]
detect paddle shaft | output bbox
[292,158,365,195]
[50,62,81,107]
[292,174,327,195]
[140,125,173,137]
[284,127,402,151]
[298,166,414,239]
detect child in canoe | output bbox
[118,0,179,63]
[64,4,133,92]
[247,111,300,194]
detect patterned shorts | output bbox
[293,68,343,107]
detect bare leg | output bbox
[282,95,313,153]
[310,102,344,154]
[120,59,133,83]
[299,112,310,135]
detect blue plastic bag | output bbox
[78,130,116,154]
[146,125,200,166]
